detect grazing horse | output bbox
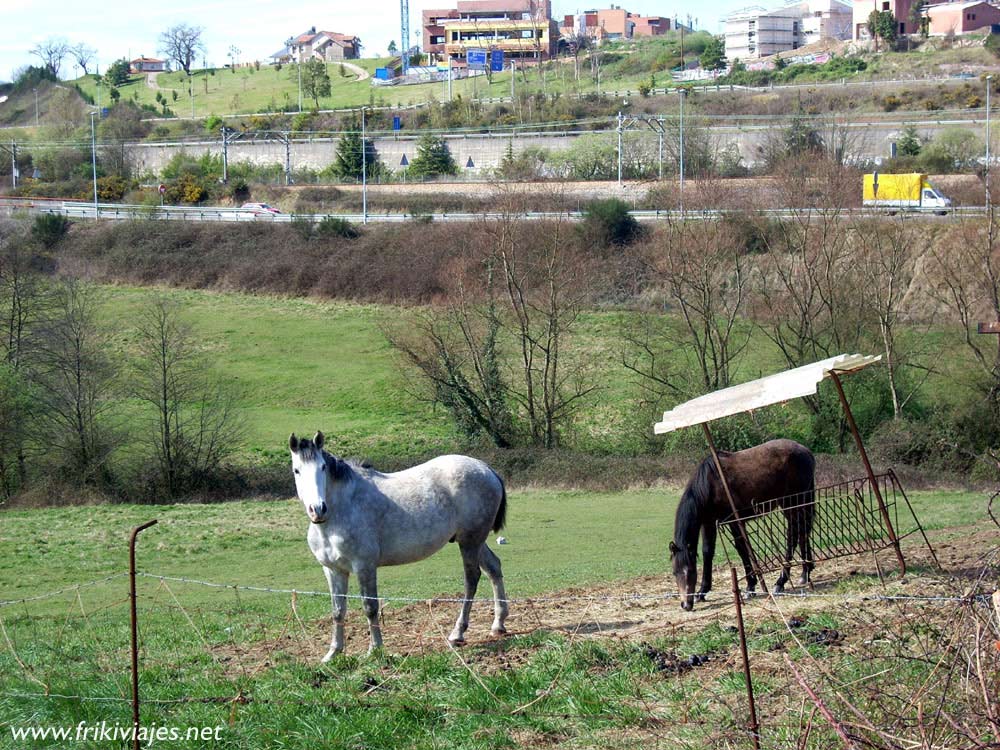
[669,439,816,611]
[289,432,509,658]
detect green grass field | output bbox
[0,486,990,749]
[91,284,976,467]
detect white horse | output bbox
[289,432,509,659]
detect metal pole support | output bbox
[828,371,906,575]
[703,423,768,595]
[731,567,761,750]
[130,519,158,750]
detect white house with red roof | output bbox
[130,56,167,73]
[280,27,362,63]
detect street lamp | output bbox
[987,75,993,207]
[286,37,303,112]
[89,110,99,217]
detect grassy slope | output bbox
[93,285,976,465]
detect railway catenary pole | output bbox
[129,520,158,750]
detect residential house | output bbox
[130,57,166,73]
[286,27,362,62]
[925,0,1000,34]
[559,7,671,43]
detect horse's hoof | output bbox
[491,626,507,637]
[696,593,707,602]
[448,637,466,646]
[797,577,809,587]
[321,649,342,663]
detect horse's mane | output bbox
[674,456,718,551]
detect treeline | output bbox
[0,216,244,502]
[31,164,1000,486]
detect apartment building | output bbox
[725,0,851,61]
[559,7,672,42]
[423,0,556,64]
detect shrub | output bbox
[31,213,71,248]
[580,198,642,248]
[204,115,224,133]
[316,216,360,239]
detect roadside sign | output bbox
[392,116,402,131]
[467,48,487,70]
[490,49,504,73]
[872,170,879,197]
[158,184,166,195]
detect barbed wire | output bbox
[0,574,128,609]
[136,571,993,605]
[1,570,993,612]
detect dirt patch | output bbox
[209,523,997,678]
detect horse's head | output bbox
[289,431,333,524]
[669,540,698,611]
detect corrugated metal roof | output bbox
[653,353,882,434]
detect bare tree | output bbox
[385,187,598,449]
[30,37,70,77]
[623,210,754,402]
[130,297,242,496]
[34,281,119,484]
[0,222,55,488]
[927,206,1000,410]
[851,215,930,418]
[158,24,205,76]
[69,43,97,76]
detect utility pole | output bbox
[33,88,39,126]
[987,75,993,207]
[361,107,368,225]
[90,111,99,217]
[510,60,515,101]
[679,88,686,211]
[9,141,16,189]
[617,110,624,186]
[448,57,453,101]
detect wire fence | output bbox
[0,539,997,748]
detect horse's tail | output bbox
[491,470,507,532]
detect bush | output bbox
[580,198,642,248]
[316,216,360,239]
[31,213,71,248]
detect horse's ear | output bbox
[669,541,678,556]
[314,431,324,450]
[289,433,299,452]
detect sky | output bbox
[0,0,755,83]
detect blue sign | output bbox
[490,49,505,73]
[466,48,487,70]
[392,116,402,131]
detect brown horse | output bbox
[669,439,815,611]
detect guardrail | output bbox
[0,197,986,224]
